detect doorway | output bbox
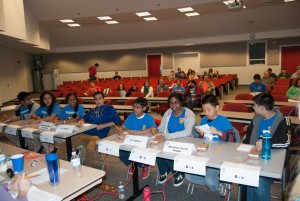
[281,46,300,74]
[147,54,162,77]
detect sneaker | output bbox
[173,174,185,187]
[128,165,133,175]
[216,183,231,196]
[158,172,168,184]
[142,166,150,179]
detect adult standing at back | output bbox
[89,63,99,81]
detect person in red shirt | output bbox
[89,63,99,80]
[83,81,101,96]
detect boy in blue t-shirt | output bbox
[249,74,267,93]
[119,97,157,180]
[186,94,236,196]
[172,79,185,98]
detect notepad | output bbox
[28,186,62,201]
[30,168,67,185]
[237,144,253,152]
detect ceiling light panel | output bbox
[105,21,119,24]
[135,12,151,17]
[185,12,200,17]
[223,0,235,5]
[59,19,74,23]
[97,16,112,20]
[143,17,157,21]
[178,7,194,12]
[284,0,295,2]
[67,23,81,27]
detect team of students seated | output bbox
[1,67,298,200]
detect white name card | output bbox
[98,140,122,156]
[5,125,22,136]
[129,147,161,166]
[174,155,209,175]
[237,144,254,152]
[40,131,58,143]
[55,125,78,133]
[163,141,196,155]
[220,161,261,187]
[39,122,56,131]
[21,128,38,139]
[0,123,7,132]
[123,135,149,148]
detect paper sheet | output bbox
[28,186,62,201]
[30,168,67,185]
[237,144,253,152]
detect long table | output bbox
[0,142,105,201]
[224,100,298,108]
[200,111,299,126]
[3,120,96,161]
[97,134,286,200]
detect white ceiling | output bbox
[1,0,300,53]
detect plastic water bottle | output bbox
[118,181,125,200]
[143,185,151,201]
[261,130,272,160]
[0,149,7,173]
[70,151,82,177]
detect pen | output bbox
[13,173,39,180]
[112,122,120,131]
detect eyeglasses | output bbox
[169,101,180,105]
[24,97,31,100]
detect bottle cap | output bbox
[72,151,76,156]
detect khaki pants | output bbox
[57,134,100,167]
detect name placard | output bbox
[98,140,122,156]
[39,122,56,131]
[174,155,209,175]
[129,147,161,166]
[40,131,57,143]
[0,123,7,132]
[220,161,261,187]
[21,128,38,139]
[55,125,78,133]
[123,135,149,148]
[163,141,196,155]
[5,125,22,136]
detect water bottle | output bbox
[261,130,272,160]
[70,151,83,177]
[118,181,125,200]
[0,149,7,173]
[143,185,151,201]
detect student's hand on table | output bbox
[292,96,298,100]
[9,173,31,197]
[1,115,9,122]
[96,124,104,130]
[128,131,138,135]
[77,120,85,126]
[10,116,19,122]
[150,127,158,134]
[256,139,262,151]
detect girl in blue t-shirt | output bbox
[119,97,157,180]
[59,93,85,124]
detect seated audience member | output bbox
[32,91,61,153]
[1,173,31,200]
[168,70,176,81]
[117,84,127,97]
[212,70,220,79]
[83,81,101,96]
[186,94,236,196]
[179,71,186,79]
[199,75,215,95]
[277,68,291,78]
[186,69,193,78]
[286,79,300,100]
[151,93,195,187]
[268,68,277,79]
[157,78,169,93]
[172,79,185,98]
[208,68,214,79]
[186,71,197,87]
[243,93,290,201]
[77,91,121,166]
[113,71,122,80]
[118,97,157,179]
[186,80,200,111]
[1,92,40,151]
[291,66,300,79]
[141,81,154,97]
[88,63,99,81]
[126,84,139,97]
[175,68,182,78]
[249,74,267,93]
[261,71,275,89]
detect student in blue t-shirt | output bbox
[185,94,236,196]
[118,97,157,180]
[31,91,61,153]
[59,93,85,123]
[249,74,267,93]
[172,79,185,98]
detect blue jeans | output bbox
[119,150,144,167]
[185,167,220,191]
[186,96,200,111]
[246,177,273,201]
[156,158,183,177]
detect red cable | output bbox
[223,183,237,201]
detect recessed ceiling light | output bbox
[185,44,194,46]
[143,17,157,21]
[105,21,119,24]
[67,23,81,27]
[284,0,295,2]
[135,12,151,17]
[97,16,112,20]
[185,12,200,17]
[243,5,246,8]
[59,19,74,23]
[178,7,194,12]
[223,0,235,5]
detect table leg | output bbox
[126,162,145,201]
[66,137,73,161]
[18,130,26,149]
